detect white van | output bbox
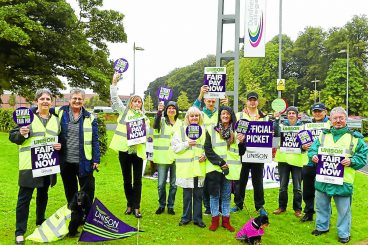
[93,106,114,113]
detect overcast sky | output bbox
[91,0,368,97]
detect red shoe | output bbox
[222,216,235,232]
[209,216,220,231]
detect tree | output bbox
[84,95,109,109]
[0,0,127,101]
[8,94,16,108]
[177,91,191,111]
[144,94,153,112]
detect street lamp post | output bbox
[339,44,349,117]
[131,42,144,96]
[311,79,320,104]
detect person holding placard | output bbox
[204,106,246,232]
[193,85,228,214]
[231,92,268,215]
[308,107,367,244]
[9,89,61,244]
[273,106,307,218]
[300,103,330,222]
[109,72,150,218]
[153,101,182,215]
[51,88,100,216]
[171,107,206,228]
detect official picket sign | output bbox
[296,130,314,145]
[316,146,345,185]
[13,107,34,127]
[242,121,273,163]
[203,67,226,99]
[304,122,330,140]
[126,119,146,146]
[31,136,60,178]
[279,125,303,153]
[186,124,202,140]
[156,86,173,101]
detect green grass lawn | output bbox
[1,131,368,245]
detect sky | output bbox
[87,0,368,97]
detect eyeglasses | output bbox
[71,97,83,101]
[331,116,346,122]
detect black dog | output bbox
[68,191,91,236]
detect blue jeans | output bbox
[277,162,302,211]
[315,191,351,238]
[157,163,177,208]
[210,177,231,217]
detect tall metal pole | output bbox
[346,44,349,117]
[278,0,282,98]
[132,42,136,96]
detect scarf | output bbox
[216,123,235,147]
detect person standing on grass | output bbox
[51,88,100,216]
[204,106,246,232]
[153,100,182,215]
[300,103,330,222]
[231,92,268,215]
[309,107,367,244]
[9,89,61,245]
[193,85,228,215]
[171,107,207,228]
[273,106,307,218]
[109,72,150,219]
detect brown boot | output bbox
[209,216,220,231]
[222,216,235,232]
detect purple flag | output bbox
[79,198,139,242]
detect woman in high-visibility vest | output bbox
[9,89,61,245]
[171,107,206,228]
[109,73,150,218]
[153,101,182,215]
[204,106,246,232]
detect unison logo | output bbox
[95,205,119,229]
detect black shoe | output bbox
[300,213,313,222]
[204,208,211,215]
[338,236,350,243]
[155,207,165,214]
[311,229,329,236]
[194,222,206,228]
[179,220,190,226]
[167,208,175,215]
[124,207,132,215]
[133,209,142,218]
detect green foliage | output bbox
[0,109,16,132]
[0,0,127,101]
[362,119,368,137]
[96,114,107,156]
[177,91,191,111]
[143,94,154,112]
[8,94,16,107]
[84,95,109,109]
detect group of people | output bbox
[10,73,367,244]
[10,88,100,244]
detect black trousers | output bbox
[234,162,265,210]
[302,165,316,214]
[15,177,50,236]
[182,177,203,223]
[119,151,143,209]
[60,162,95,213]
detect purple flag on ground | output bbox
[79,198,138,242]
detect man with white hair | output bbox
[308,107,367,243]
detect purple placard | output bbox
[156,86,173,101]
[126,119,146,146]
[31,137,60,177]
[113,58,129,73]
[316,154,344,185]
[245,121,273,148]
[235,119,250,134]
[13,107,34,127]
[203,67,226,99]
[279,126,303,153]
[296,130,314,145]
[186,124,202,140]
[79,198,138,242]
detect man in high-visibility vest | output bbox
[309,107,367,244]
[51,88,100,216]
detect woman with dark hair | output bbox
[9,89,61,244]
[204,106,246,232]
[153,101,182,215]
[109,73,150,218]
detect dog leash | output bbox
[136,218,140,245]
[243,203,253,220]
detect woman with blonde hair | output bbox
[109,73,150,218]
[171,106,207,228]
